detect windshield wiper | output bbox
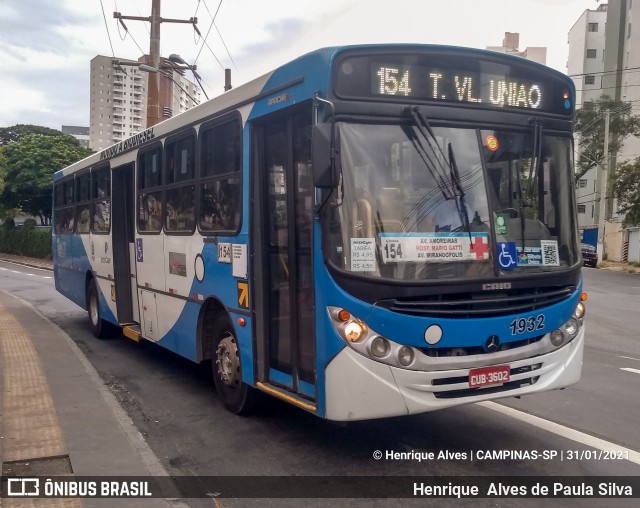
[447,142,473,242]
[517,120,543,249]
[405,107,456,200]
[405,106,472,239]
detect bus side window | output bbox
[138,147,163,233]
[54,179,76,234]
[75,172,91,234]
[199,118,242,234]
[165,134,196,233]
[91,166,111,233]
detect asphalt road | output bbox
[2,260,640,507]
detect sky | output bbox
[0,0,600,131]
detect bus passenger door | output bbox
[111,163,138,323]
[252,104,316,402]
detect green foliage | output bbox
[0,225,52,259]
[1,218,15,231]
[23,218,37,229]
[613,157,640,228]
[574,96,640,180]
[0,129,93,225]
[0,124,65,146]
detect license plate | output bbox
[468,365,511,388]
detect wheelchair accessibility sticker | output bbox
[497,242,518,270]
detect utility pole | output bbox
[114,0,198,127]
[596,108,610,261]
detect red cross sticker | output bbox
[470,236,490,260]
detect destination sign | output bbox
[334,50,573,116]
[373,65,543,109]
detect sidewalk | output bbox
[0,267,188,506]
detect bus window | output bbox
[75,173,91,234]
[138,147,163,232]
[166,185,196,232]
[54,180,75,234]
[166,135,196,233]
[92,167,111,233]
[199,119,242,233]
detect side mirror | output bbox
[312,123,340,188]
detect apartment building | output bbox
[89,55,201,152]
[568,0,640,260]
[567,3,608,230]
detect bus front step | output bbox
[122,325,142,342]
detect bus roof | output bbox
[56,43,573,179]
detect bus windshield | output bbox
[322,122,579,280]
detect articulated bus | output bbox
[53,44,586,421]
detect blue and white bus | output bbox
[53,44,586,421]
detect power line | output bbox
[568,66,640,78]
[115,15,146,56]
[193,0,225,71]
[201,0,237,71]
[99,0,116,57]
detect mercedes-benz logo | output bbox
[484,335,500,353]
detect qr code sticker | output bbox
[540,240,560,266]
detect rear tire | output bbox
[211,316,256,415]
[87,278,108,338]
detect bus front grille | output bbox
[378,285,575,319]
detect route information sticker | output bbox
[380,233,490,264]
[350,238,376,271]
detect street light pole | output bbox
[596,108,610,261]
[146,0,162,127]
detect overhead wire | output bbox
[99,0,116,57]
[200,0,237,71]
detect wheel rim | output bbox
[215,332,240,388]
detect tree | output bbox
[0,124,66,146]
[614,158,640,228]
[0,133,93,225]
[574,95,640,181]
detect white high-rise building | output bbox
[89,55,201,152]
[567,3,608,229]
[567,0,640,261]
[90,55,146,152]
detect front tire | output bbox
[211,316,256,415]
[87,278,108,338]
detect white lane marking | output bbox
[621,368,640,375]
[620,355,640,362]
[1,261,53,279]
[478,401,640,465]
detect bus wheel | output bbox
[87,278,108,339]
[212,317,256,415]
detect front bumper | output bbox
[324,327,584,421]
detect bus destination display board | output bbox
[334,50,573,116]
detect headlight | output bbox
[550,311,584,349]
[371,337,390,357]
[574,302,585,320]
[550,330,566,347]
[328,306,418,369]
[398,346,415,367]
[564,317,579,337]
[344,321,366,342]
